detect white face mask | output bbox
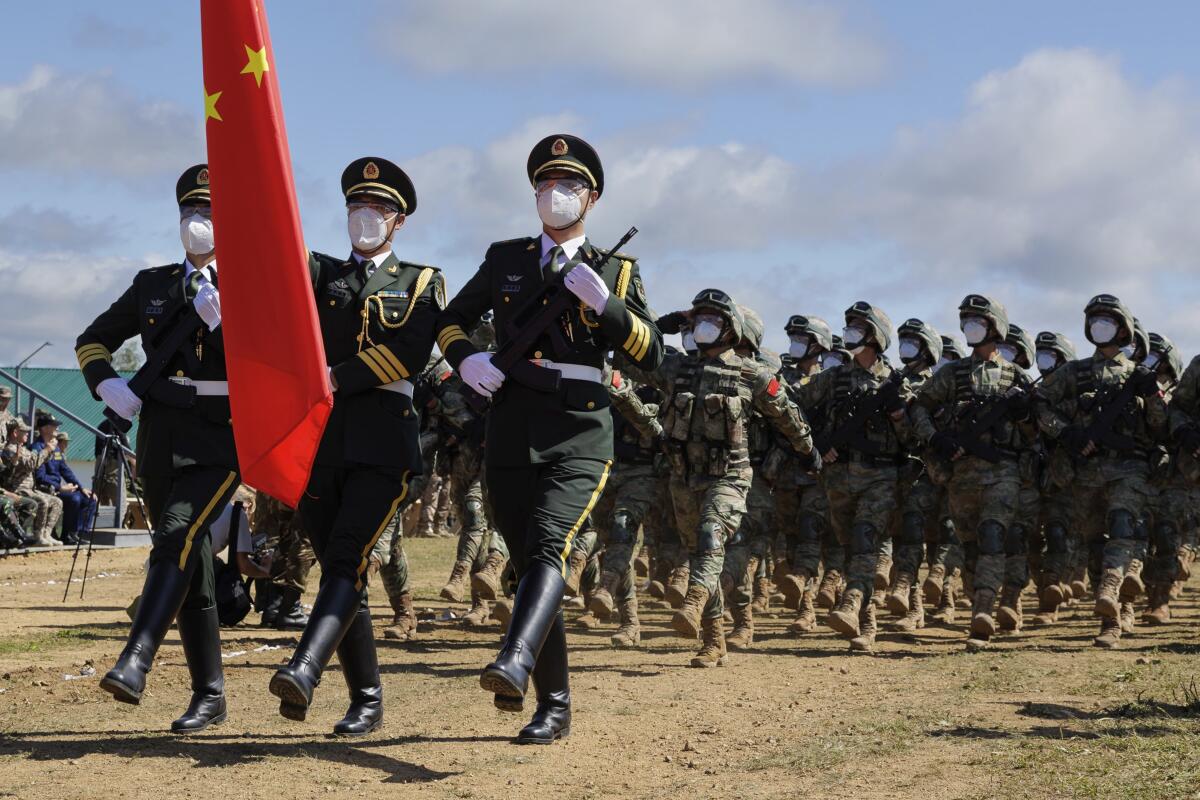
[935,356,954,373]
[961,317,989,346]
[1143,352,1161,370]
[537,184,587,230]
[348,207,390,251]
[1120,343,1137,359]
[898,338,921,362]
[789,335,811,359]
[693,320,723,345]
[681,330,697,352]
[997,343,1018,363]
[1088,317,1120,345]
[842,326,866,347]
[1036,351,1059,373]
[821,353,845,370]
[180,214,215,255]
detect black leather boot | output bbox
[516,611,571,745]
[479,563,564,704]
[100,559,192,704]
[172,605,227,733]
[332,607,383,736]
[269,576,361,722]
[274,587,310,631]
[259,583,281,627]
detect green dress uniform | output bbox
[84,165,239,732]
[435,135,664,743]
[270,157,443,735]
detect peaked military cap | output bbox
[176,164,211,206]
[0,385,11,398]
[527,134,604,196]
[341,157,417,215]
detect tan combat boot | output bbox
[439,559,472,603]
[1094,616,1122,648]
[1119,602,1136,634]
[886,571,914,617]
[610,596,641,648]
[789,589,817,634]
[689,616,727,668]
[930,582,956,625]
[664,566,691,608]
[462,590,492,628]
[1142,585,1171,626]
[751,574,772,614]
[489,596,512,632]
[968,588,997,645]
[923,563,946,607]
[874,555,893,593]
[563,549,590,597]
[815,569,843,610]
[1041,574,1067,610]
[1031,586,1058,625]
[726,604,754,651]
[383,591,418,641]
[997,586,1023,632]
[634,548,650,578]
[849,602,876,654]
[1120,559,1145,601]
[1094,568,1123,619]
[588,570,623,620]
[890,585,925,632]
[671,585,710,639]
[470,551,507,601]
[827,587,864,638]
[647,579,666,599]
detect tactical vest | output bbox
[1071,358,1147,459]
[827,362,905,461]
[613,403,660,466]
[662,353,752,478]
[948,357,1023,457]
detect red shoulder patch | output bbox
[611,370,622,389]
[440,370,453,381]
[767,377,780,397]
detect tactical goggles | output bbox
[959,294,991,314]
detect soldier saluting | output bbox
[269,158,443,736]
[81,165,238,732]
[435,134,663,744]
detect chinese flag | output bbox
[201,0,331,506]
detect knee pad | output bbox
[977,521,1005,556]
[1107,509,1138,540]
[698,520,725,553]
[848,522,877,557]
[611,511,638,546]
[940,517,960,546]
[1005,524,1028,556]
[796,511,822,543]
[462,499,485,531]
[900,512,925,546]
[1044,523,1068,555]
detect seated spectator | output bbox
[33,419,97,546]
[1,417,61,547]
[0,386,12,432]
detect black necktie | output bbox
[186,271,205,300]
[544,246,563,280]
[360,259,376,282]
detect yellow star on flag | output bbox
[241,44,269,87]
[204,88,223,121]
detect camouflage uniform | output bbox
[253,492,316,595]
[1037,340,1165,647]
[1,437,61,546]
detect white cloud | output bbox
[383,0,886,89]
[0,66,201,180]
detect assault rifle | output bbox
[814,359,922,457]
[463,227,638,414]
[947,374,1043,463]
[1073,366,1165,459]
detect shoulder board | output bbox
[142,263,182,275]
[394,260,440,272]
[593,247,637,261]
[309,250,347,268]
[486,237,536,253]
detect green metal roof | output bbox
[1,367,138,462]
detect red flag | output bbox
[201,0,331,506]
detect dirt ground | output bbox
[1,541,1199,800]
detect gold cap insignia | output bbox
[197,168,210,185]
[363,161,380,180]
[551,138,569,156]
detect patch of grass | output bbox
[0,627,106,655]
[746,715,927,775]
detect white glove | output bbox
[97,377,142,421]
[459,352,506,398]
[193,282,222,331]
[563,263,611,313]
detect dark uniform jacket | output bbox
[435,236,664,467]
[76,263,236,472]
[309,250,444,470]
[33,443,80,491]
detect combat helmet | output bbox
[844,301,893,352]
[1130,317,1149,363]
[737,305,765,353]
[897,318,942,366]
[940,334,966,362]
[1034,331,1077,363]
[1002,323,1036,369]
[1147,332,1184,382]
[691,288,743,344]
[958,294,1009,343]
[785,314,833,358]
[1083,293,1136,348]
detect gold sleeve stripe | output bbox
[437,324,468,352]
[632,318,651,361]
[75,344,111,368]
[375,345,410,379]
[78,353,111,370]
[358,349,397,383]
[614,260,632,300]
[622,317,641,353]
[439,332,469,352]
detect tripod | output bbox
[63,430,150,601]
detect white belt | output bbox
[169,377,229,396]
[530,359,603,384]
[378,379,415,397]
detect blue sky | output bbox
[4,1,1200,366]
